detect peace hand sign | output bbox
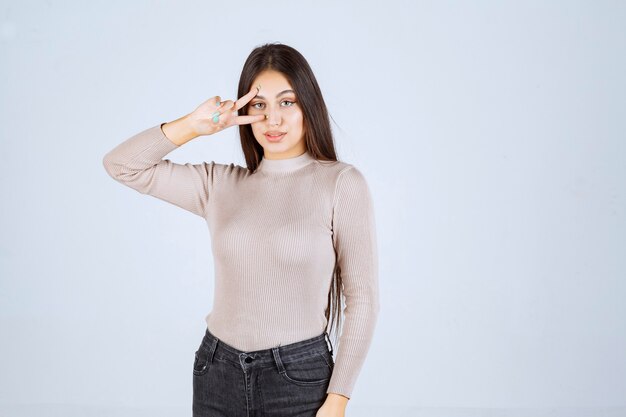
[189,85,265,137]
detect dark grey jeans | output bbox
[192,326,335,417]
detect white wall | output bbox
[1,1,624,416]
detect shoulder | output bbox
[333,164,372,201]
[205,161,252,181]
[335,163,368,183]
[310,160,372,202]
[312,159,366,180]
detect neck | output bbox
[257,150,315,173]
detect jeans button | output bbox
[245,356,253,363]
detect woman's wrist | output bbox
[161,114,198,146]
[325,393,349,408]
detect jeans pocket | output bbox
[193,345,211,377]
[280,351,333,386]
[319,350,334,370]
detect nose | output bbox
[266,106,282,126]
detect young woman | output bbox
[103,43,380,417]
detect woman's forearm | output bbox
[161,114,198,146]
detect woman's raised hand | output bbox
[188,86,266,137]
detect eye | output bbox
[250,100,296,110]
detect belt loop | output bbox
[324,331,334,356]
[271,347,286,374]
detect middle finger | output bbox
[233,85,261,111]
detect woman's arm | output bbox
[324,166,381,400]
[102,116,216,219]
[161,114,198,146]
[102,90,265,218]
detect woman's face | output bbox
[248,70,306,160]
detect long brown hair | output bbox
[236,42,344,350]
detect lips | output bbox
[265,132,286,142]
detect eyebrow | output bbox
[254,89,295,100]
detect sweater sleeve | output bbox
[102,123,216,219]
[327,166,381,399]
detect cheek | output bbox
[286,109,304,129]
[250,123,262,136]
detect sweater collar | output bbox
[258,150,315,173]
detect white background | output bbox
[1,1,624,416]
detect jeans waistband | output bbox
[200,327,334,369]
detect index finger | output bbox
[233,85,261,111]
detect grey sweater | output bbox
[102,123,380,399]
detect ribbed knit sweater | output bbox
[102,123,380,399]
